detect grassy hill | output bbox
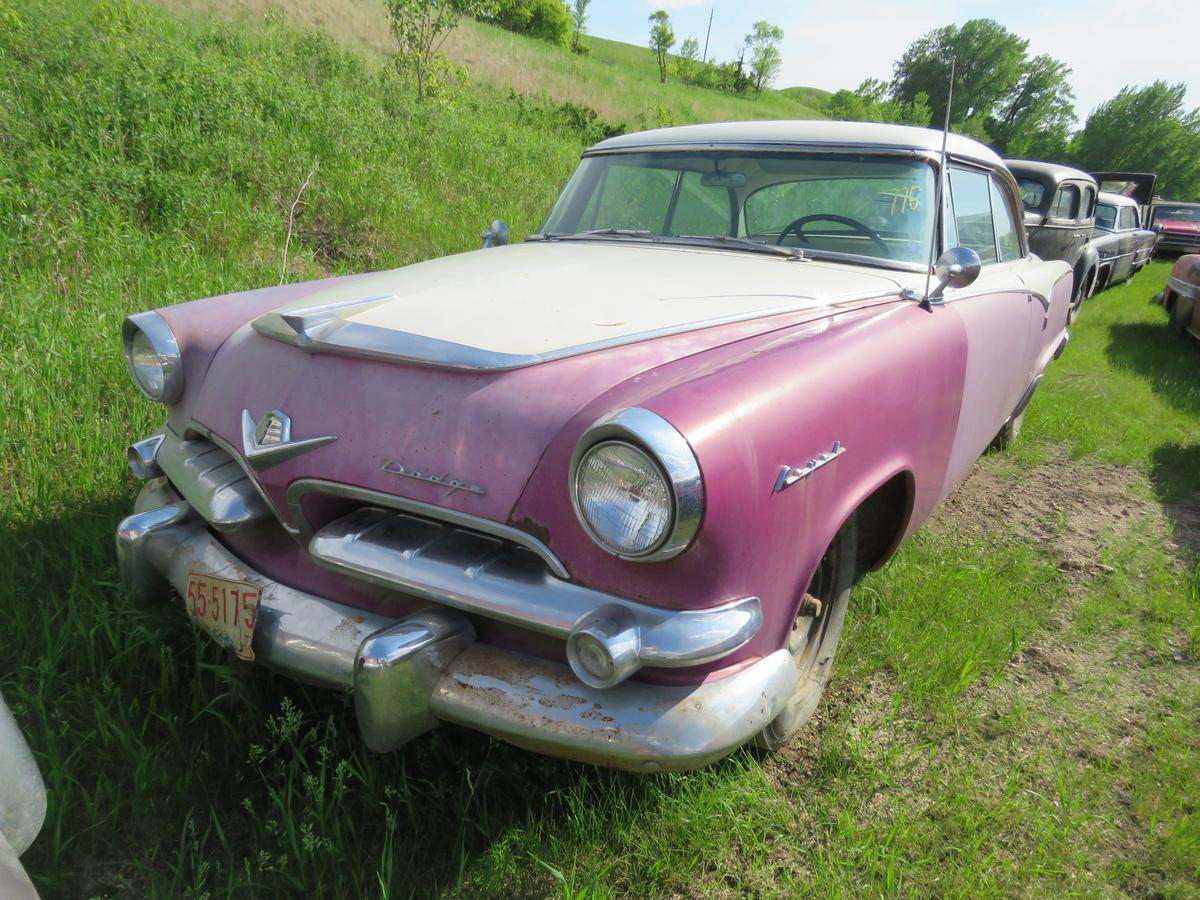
[165,0,828,128]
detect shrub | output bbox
[483,0,571,47]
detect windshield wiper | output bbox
[527,228,654,241]
[679,235,805,260]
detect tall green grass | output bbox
[1,2,1197,897]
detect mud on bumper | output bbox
[116,480,795,772]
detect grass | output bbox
[163,0,828,129]
[2,2,1198,897]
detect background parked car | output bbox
[1150,201,1200,256]
[1007,159,1099,321]
[1090,191,1156,292]
[1156,253,1200,340]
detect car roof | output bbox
[1097,191,1139,207]
[1004,158,1095,186]
[587,120,1004,169]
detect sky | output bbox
[588,0,1197,122]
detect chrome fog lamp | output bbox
[122,311,183,403]
[567,604,641,688]
[569,408,704,562]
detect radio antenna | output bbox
[921,56,956,308]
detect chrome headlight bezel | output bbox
[122,311,183,404]
[568,408,704,562]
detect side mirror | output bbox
[929,246,982,301]
[480,219,509,249]
[1023,211,1044,228]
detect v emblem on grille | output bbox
[240,409,337,471]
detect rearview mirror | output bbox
[929,246,982,301]
[700,171,747,188]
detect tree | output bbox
[987,54,1075,156]
[386,0,494,101]
[826,78,931,126]
[745,21,783,96]
[1071,82,1200,199]
[890,19,1027,130]
[570,0,589,52]
[648,10,675,84]
[676,36,700,85]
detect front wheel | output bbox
[756,516,858,750]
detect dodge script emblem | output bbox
[381,458,486,495]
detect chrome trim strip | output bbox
[774,440,845,493]
[308,506,761,668]
[1168,275,1200,301]
[122,311,184,404]
[252,290,902,371]
[156,429,270,531]
[569,408,704,562]
[287,478,570,580]
[431,645,797,772]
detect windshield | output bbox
[540,152,937,266]
[1155,205,1200,222]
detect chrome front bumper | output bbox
[116,481,796,771]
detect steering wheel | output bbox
[776,214,892,258]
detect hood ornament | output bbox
[240,409,337,470]
[382,458,486,495]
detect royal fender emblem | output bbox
[774,441,845,493]
[240,409,337,471]
[381,458,486,495]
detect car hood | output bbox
[251,241,904,369]
[1158,218,1200,234]
[186,242,904,527]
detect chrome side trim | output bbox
[774,440,846,493]
[156,429,270,531]
[287,478,570,579]
[432,645,797,772]
[569,408,704,562]
[122,311,184,404]
[253,291,902,371]
[308,506,761,668]
[1168,275,1200,301]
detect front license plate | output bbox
[185,571,260,661]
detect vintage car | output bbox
[1006,159,1099,320]
[116,121,1072,772]
[1151,201,1200,256]
[1156,253,1200,340]
[1090,191,1156,292]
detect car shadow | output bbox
[1104,321,1200,419]
[1149,443,1200,562]
[2,495,727,897]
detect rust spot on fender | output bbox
[509,516,552,550]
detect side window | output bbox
[1050,185,1080,220]
[1095,204,1117,230]
[949,168,997,265]
[667,171,731,236]
[1017,178,1045,211]
[589,165,677,233]
[1117,206,1136,230]
[990,178,1022,262]
[1080,186,1096,221]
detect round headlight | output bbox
[574,441,672,557]
[122,312,183,403]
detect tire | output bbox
[989,407,1024,452]
[756,516,858,750]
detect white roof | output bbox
[589,120,1003,168]
[1097,190,1140,207]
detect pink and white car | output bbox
[116,122,1072,771]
